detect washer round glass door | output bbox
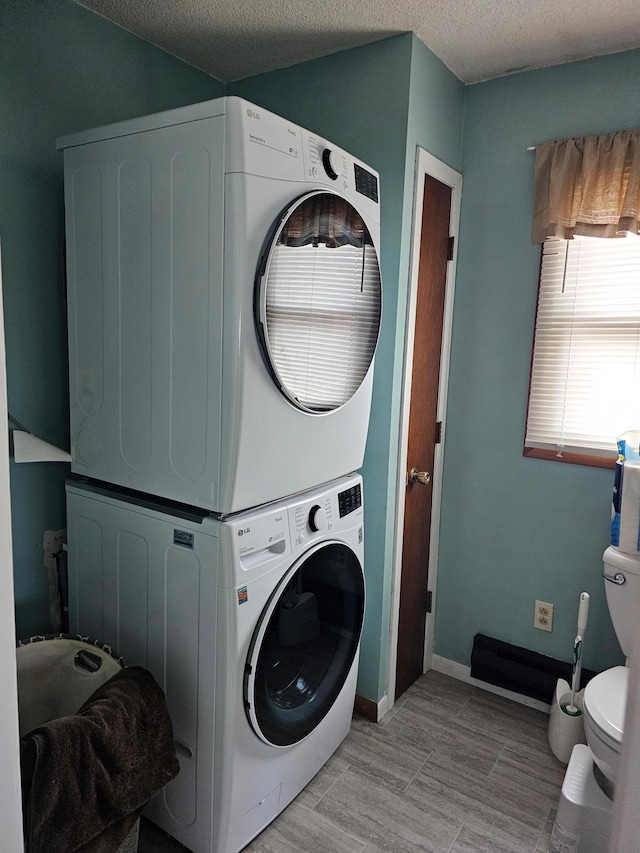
[255,191,382,413]
[245,541,365,747]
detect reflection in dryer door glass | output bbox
[250,543,364,746]
[258,193,382,413]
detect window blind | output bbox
[265,243,381,411]
[526,234,640,456]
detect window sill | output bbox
[523,446,616,470]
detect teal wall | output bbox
[231,34,465,701]
[436,50,640,675]
[0,0,222,637]
[3,0,633,700]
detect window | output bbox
[525,234,640,466]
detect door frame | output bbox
[386,148,462,708]
[0,240,24,851]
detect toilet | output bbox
[583,546,637,789]
[549,546,639,853]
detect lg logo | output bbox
[246,108,261,120]
[237,527,251,537]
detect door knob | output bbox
[409,468,431,485]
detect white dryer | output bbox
[58,98,382,513]
[66,472,365,853]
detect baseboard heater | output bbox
[470,633,597,704]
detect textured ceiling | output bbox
[76,0,640,84]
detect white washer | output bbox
[66,472,365,853]
[58,98,382,513]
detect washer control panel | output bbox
[225,473,363,585]
[292,494,334,546]
[338,483,362,517]
[286,474,363,553]
[233,509,290,561]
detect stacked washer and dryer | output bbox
[57,97,382,852]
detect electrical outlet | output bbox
[534,600,554,632]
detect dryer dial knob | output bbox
[322,148,339,181]
[308,504,327,532]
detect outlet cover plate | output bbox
[534,600,554,632]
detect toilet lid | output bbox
[584,666,628,744]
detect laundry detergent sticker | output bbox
[237,586,248,605]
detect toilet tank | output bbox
[603,545,640,656]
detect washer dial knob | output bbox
[308,504,327,532]
[322,148,339,181]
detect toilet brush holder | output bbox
[548,678,586,764]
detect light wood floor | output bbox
[139,670,563,853]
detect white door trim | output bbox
[386,148,462,708]
[0,240,24,851]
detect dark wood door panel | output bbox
[395,174,452,699]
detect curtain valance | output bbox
[532,129,640,243]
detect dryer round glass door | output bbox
[245,540,365,747]
[255,191,382,413]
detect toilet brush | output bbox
[562,592,590,717]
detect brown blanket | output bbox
[21,666,180,853]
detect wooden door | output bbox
[395,174,452,700]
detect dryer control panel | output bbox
[220,473,364,584]
[301,132,381,224]
[353,163,379,203]
[225,97,380,225]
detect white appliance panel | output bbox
[220,172,378,511]
[60,98,381,513]
[64,116,225,507]
[66,485,219,839]
[225,101,382,228]
[212,476,365,852]
[66,473,364,853]
[225,101,306,181]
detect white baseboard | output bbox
[431,654,551,714]
[376,694,389,721]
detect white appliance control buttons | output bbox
[308,504,327,532]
